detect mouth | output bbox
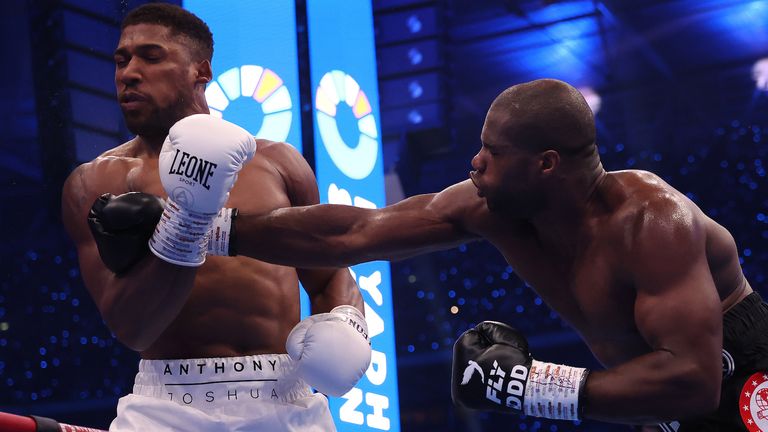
[469,171,485,198]
[119,92,148,109]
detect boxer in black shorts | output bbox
[655,292,768,431]
[228,78,768,429]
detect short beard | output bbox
[125,118,169,140]
[487,191,543,219]
[122,101,184,140]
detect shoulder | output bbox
[63,153,136,195]
[252,139,318,206]
[255,139,304,163]
[432,180,485,212]
[431,180,499,235]
[614,170,705,257]
[62,141,144,212]
[622,171,698,225]
[253,140,310,176]
[69,139,142,178]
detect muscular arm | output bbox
[583,199,722,423]
[255,143,363,313]
[62,161,197,352]
[237,180,481,268]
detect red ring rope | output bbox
[0,411,107,432]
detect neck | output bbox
[530,160,607,251]
[137,93,210,153]
[137,133,166,152]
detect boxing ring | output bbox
[0,411,106,432]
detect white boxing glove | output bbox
[149,114,256,266]
[287,305,371,397]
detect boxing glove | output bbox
[452,321,589,421]
[88,192,164,274]
[149,114,256,266]
[286,305,371,397]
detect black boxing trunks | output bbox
[659,291,768,432]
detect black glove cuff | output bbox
[578,368,590,420]
[229,208,239,256]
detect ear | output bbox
[194,59,212,85]
[539,150,560,175]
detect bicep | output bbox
[634,260,721,358]
[297,267,361,312]
[630,211,721,363]
[61,167,116,309]
[264,143,320,207]
[275,142,477,259]
[74,241,117,309]
[348,190,479,261]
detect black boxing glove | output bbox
[88,192,165,274]
[451,321,589,421]
[88,193,240,274]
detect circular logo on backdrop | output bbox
[314,70,379,180]
[205,65,292,142]
[740,371,768,431]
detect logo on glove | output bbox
[168,149,218,190]
[460,360,485,385]
[460,360,528,410]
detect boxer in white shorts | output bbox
[111,355,334,431]
[61,4,371,430]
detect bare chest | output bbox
[126,157,291,215]
[491,232,648,366]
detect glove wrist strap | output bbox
[207,208,237,256]
[148,198,215,267]
[523,359,588,421]
[330,305,369,343]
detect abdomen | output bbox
[142,256,301,359]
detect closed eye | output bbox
[482,142,500,156]
[114,56,129,68]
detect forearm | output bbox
[307,270,363,315]
[237,205,372,268]
[90,256,197,352]
[583,351,720,424]
[452,320,721,425]
[236,202,473,268]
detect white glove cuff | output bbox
[523,359,588,421]
[207,208,236,256]
[330,305,369,344]
[148,198,215,267]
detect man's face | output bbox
[470,107,544,216]
[114,24,201,138]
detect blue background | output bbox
[2,1,768,431]
[185,0,302,151]
[307,1,401,431]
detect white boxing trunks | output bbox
[109,354,336,432]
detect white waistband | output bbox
[132,354,311,408]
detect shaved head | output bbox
[490,79,596,155]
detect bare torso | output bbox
[465,170,751,368]
[75,139,303,359]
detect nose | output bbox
[118,58,141,87]
[471,150,485,173]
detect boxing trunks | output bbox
[109,354,336,432]
[658,291,768,432]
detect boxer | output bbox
[230,79,768,430]
[61,4,369,431]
